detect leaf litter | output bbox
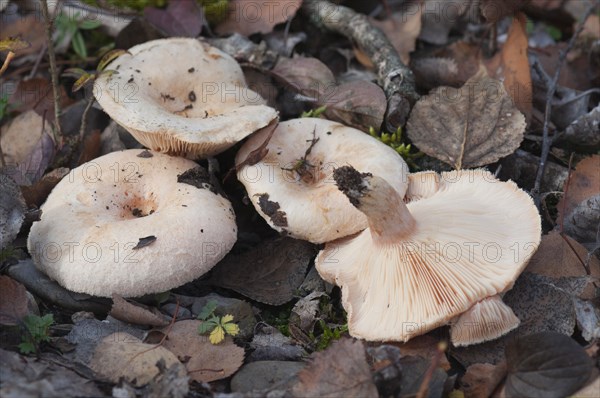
[1,0,599,396]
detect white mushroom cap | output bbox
[27,149,237,297]
[94,38,278,158]
[235,118,409,243]
[450,294,520,347]
[316,166,541,342]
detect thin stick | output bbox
[79,96,95,141]
[301,0,419,130]
[40,0,63,141]
[416,341,448,398]
[532,1,596,204]
[0,51,15,76]
[0,50,16,167]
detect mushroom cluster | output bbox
[315,166,541,345]
[94,38,278,158]
[28,38,283,297]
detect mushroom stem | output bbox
[333,166,415,243]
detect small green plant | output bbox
[369,126,423,167]
[63,49,126,92]
[313,320,348,351]
[55,12,102,59]
[0,94,10,123]
[19,314,54,354]
[197,300,240,344]
[301,105,327,118]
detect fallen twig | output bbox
[532,1,597,204]
[301,0,419,130]
[40,0,64,141]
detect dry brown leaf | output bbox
[292,338,378,398]
[323,80,387,132]
[558,155,600,225]
[1,110,47,166]
[109,294,170,327]
[271,56,336,100]
[20,167,69,208]
[411,57,461,91]
[442,41,482,84]
[76,130,102,166]
[496,13,532,120]
[89,332,184,386]
[10,78,73,123]
[0,276,29,326]
[460,361,507,398]
[525,230,600,299]
[162,320,244,383]
[210,238,316,305]
[407,66,526,169]
[370,2,422,64]
[391,335,451,371]
[216,0,302,36]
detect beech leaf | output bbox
[407,66,526,169]
[505,331,593,398]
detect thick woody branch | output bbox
[302,0,420,130]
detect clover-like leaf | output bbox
[209,325,225,344]
[222,321,240,337]
[197,300,218,321]
[198,319,218,334]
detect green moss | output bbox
[200,0,229,24]
[369,126,423,169]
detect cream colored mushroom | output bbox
[235,118,409,243]
[27,149,237,297]
[94,38,278,158]
[316,166,541,343]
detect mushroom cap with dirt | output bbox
[27,149,237,297]
[94,38,278,158]
[235,118,410,244]
[315,166,541,344]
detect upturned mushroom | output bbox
[27,149,237,297]
[316,166,541,345]
[235,118,409,243]
[94,38,278,158]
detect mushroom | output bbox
[315,166,541,344]
[94,38,278,158]
[235,118,409,243]
[27,149,237,297]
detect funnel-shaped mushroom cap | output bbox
[235,118,409,243]
[450,294,520,346]
[27,149,237,297]
[316,167,541,342]
[94,38,278,158]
